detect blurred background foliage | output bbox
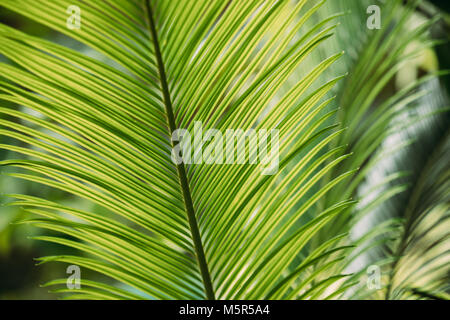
[0,4,114,298]
[0,0,449,299]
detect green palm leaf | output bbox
[0,0,355,299]
[305,0,449,299]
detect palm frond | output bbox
[304,0,450,299]
[0,0,356,299]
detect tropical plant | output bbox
[0,0,448,300]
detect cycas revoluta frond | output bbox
[307,0,450,299]
[0,0,448,300]
[0,0,356,299]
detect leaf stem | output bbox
[145,0,215,300]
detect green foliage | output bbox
[0,0,448,300]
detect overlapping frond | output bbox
[305,0,449,299]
